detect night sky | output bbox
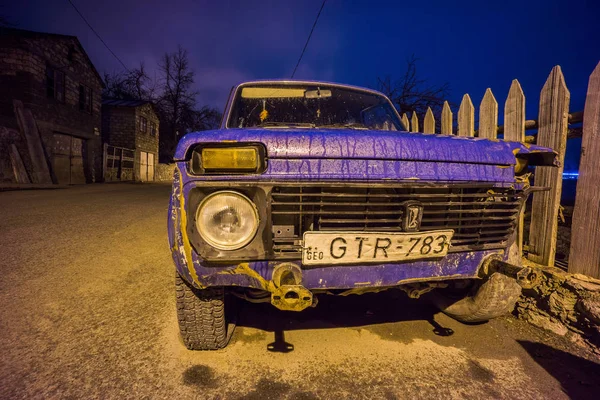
[4,0,599,174]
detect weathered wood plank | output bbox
[9,144,31,184]
[528,66,570,267]
[478,88,498,139]
[569,62,600,278]
[13,100,53,184]
[411,112,419,133]
[102,143,108,182]
[504,80,526,142]
[496,111,582,135]
[503,80,526,264]
[401,113,410,131]
[458,94,474,137]
[423,107,435,133]
[441,101,453,135]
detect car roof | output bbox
[233,80,389,98]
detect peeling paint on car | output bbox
[167,81,556,299]
[174,128,556,167]
[217,262,275,292]
[168,166,202,286]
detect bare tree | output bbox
[103,62,156,101]
[102,46,222,162]
[156,46,223,161]
[377,55,450,124]
[157,45,197,134]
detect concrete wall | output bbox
[0,30,103,183]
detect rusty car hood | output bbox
[174,128,557,166]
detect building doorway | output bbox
[50,133,85,184]
[139,151,155,182]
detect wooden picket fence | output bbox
[402,61,600,279]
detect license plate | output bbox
[302,230,454,266]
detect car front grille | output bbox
[270,184,523,259]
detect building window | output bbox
[140,116,147,133]
[149,121,156,136]
[46,65,65,102]
[79,84,92,113]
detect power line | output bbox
[291,0,326,79]
[65,0,130,72]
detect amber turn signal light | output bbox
[201,147,259,171]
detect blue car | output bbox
[168,81,556,350]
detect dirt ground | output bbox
[1,183,599,399]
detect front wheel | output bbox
[430,272,522,323]
[175,272,231,350]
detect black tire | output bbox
[175,272,229,350]
[430,272,522,323]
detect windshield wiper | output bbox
[257,122,316,128]
[319,122,369,130]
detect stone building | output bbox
[101,99,159,181]
[0,27,104,185]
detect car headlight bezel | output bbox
[195,190,260,251]
[188,143,267,175]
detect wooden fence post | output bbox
[569,61,600,278]
[119,148,124,180]
[424,107,435,133]
[528,66,570,267]
[102,143,108,182]
[504,80,526,142]
[110,146,117,182]
[441,101,453,135]
[479,88,498,140]
[411,112,419,133]
[503,79,526,265]
[458,94,474,137]
[402,113,410,131]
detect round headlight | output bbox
[196,191,259,250]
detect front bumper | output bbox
[168,166,515,291]
[171,245,505,291]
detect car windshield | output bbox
[227,84,403,131]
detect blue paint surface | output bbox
[168,83,556,291]
[168,169,512,290]
[191,250,500,290]
[180,159,514,183]
[174,127,556,167]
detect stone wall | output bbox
[155,163,176,182]
[134,103,159,154]
[0,30,104,183]
[0,126,28,183]
[134,104,159,181]
[102,102,160,181]
[101,106,136,149]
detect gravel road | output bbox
[1,183,598,399]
